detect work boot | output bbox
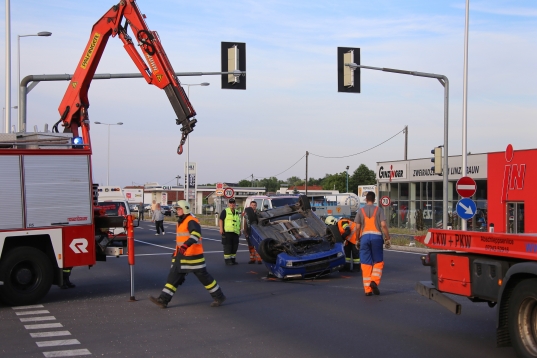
[231,258,238,265]
[365,292,373,296]
[149,295,168,309]
[248,260,255,264]
[370,281,380,295]
[257,261,263,265]
[225,259,233,265]
[210,295,226,307]
[60,273,75,289]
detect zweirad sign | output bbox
[377,154,487,182]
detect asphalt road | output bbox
[0,220,516,357]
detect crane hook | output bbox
[177,132,188,155]
[177,143,184,155]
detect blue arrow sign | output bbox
[456,198,477,220]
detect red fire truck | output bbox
[0,0,196,306]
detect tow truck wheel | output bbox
[0,247,53,306]
[508,278,537,358]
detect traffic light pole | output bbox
[345,64,449,229]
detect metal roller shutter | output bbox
[24,155,92,228]
[0,156,23,230]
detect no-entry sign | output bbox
[456,176,477,198]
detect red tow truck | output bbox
[416,229,537,357]
[0,0,196,306]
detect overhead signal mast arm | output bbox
[55,0,196,154]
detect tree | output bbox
[321,172,347,192]
[286,176,304,187]
[238,179,251,187]
[349,164,376,193]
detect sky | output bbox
[1,0,536,188]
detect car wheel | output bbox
[258,238,278,264]
[244,207,258,226]
[326,225,344,243]
[0,247,53,306]
[298,195,311,211]
[508,278,537,358]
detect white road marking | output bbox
[13,304,44,310]
[16,310,50,316]
[20,316,56,322]
[386,249,426,255]
[36,339,80,347]
[135,239,174,250]
[42,349,91,357]
[25,323,63,330]
[30,331,71,338]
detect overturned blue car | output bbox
[244,195,345,280]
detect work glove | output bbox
[384,239,392,250]
[178,243,189,255]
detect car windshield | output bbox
[271,197,299,208]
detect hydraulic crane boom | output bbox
[55,0,196,154]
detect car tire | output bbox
[244,207,258,226]
[258,238,278,264]
[326,225,344,243]
[298,195,311,211]
[508,278,537,358]
[0,247,53,306]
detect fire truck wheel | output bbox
[508,278,537,358]
[0,247,53,306]
[258,238,278,264]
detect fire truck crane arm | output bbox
[55,0,196,154]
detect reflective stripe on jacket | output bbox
[224,208,241,234]
[361,207,382,235]
[176,215,203,256]
[338,219,358,244]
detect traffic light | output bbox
[337,47,360,93]
[221,42,246,90]
[431,146,443,175]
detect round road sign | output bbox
[380,196,391,207]
[456,176,477,198]
[223,188,235,199]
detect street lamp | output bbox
[18,31,52,132]
[182,82,209,212]
[94,121,123,185]
[345,166,350,193]
[3,106,18,132]
[175,175,181,187]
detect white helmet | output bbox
[176,200,191,214]
[325,216,337,225]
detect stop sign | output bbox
[456,176,477,198]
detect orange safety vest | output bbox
[337,219,358,244]
[360,207,382,235]
[175,215,203,256]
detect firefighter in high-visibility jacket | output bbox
[150,200,226,308]
[337,217,361,272]
[354,192,391,296]
[219,198,241,265]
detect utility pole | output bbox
[404,125,408,160]
[251,174,254,187]
[305,151,309,196]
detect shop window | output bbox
[424,182,433,200]
[433,181,443,200]
[415,183,421,201]
[390,183,398,200]
[475,180,487,200]
[400,183,409,200]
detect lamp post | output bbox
[94,121,123,185]
[182,82,209,213]
[18,31,52,132]
[3,106,18,132]
[175,175,181,187]
[345,166,350,193]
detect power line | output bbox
[238,154,306,182]
[310,127,405,159]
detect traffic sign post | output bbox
[456,198,477,220]
[456,176,477,198]
[380,196,391,207]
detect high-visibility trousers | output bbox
[360,233,385,294]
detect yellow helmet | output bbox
[325,216,337,225]
[176,200,191,214]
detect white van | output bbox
[97,186,131,237]
[244,195,300,211]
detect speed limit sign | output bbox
[380,196,391,207]
[223,187,235,199]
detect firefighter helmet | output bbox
[176,200,191,214]
[325,216,337,225]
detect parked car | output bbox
[244,194,300,211]
[160,205,172,216]
[244,195,345,280]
